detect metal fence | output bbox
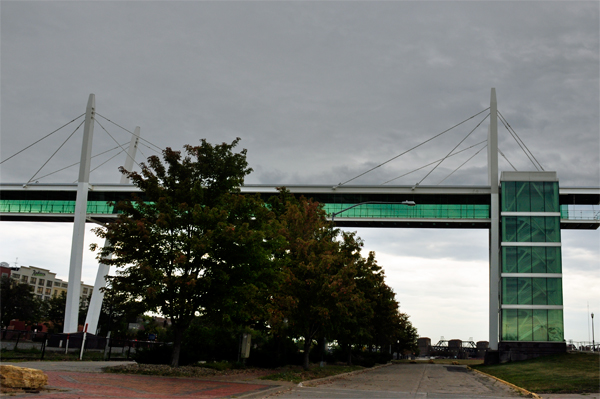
[1,329,166,361]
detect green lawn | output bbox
[472,352,600,393]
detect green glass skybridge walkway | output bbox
[1,183,598,230]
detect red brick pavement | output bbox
[18,371,273,398]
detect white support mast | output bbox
[488,88,500,350]
[64,94,95,333]
[84,126,140,334]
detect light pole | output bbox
[330,201,416,223]
[592,312,595,352]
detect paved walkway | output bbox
[0,361,283,398]
[2,361,597,399]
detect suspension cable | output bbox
[414,113,490,188]
[26,120,85,184]
[96,113,163,152]
[498,111,544,171]
[34,144,127,181]
[438,143,488,185]
[1,113,85,165]
[498,148,517,171]
[381,140,487,185]
[95,119,143,170]
[334,107,490,188]
[79,148,128,183]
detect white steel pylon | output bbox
[64,94,96,333]
[84,126,140,334]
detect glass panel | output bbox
[502,247,517,273]
[533,309,548,341]
[502,181,516,212]
[544,182,559,213]
[530,182,545,212]
[502,309,518,341]
[518,309,533,341]
[530,217,546,242]
[518,277,532,305]
[545,217,560,242]
[531,247,547,273]
[546,247,561,273]
[517,247,532,273]
[502,217,517,242]
[516,182,530,212]
[548,309,564,341]
[547,278,563,305]
[502,278,518,304]
[532,278,547,305]
[517,217,532,242]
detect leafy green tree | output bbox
[268,190,363,370]
[93,139,278,366]
[0,276,45,328]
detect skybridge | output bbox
[1,183,598,230]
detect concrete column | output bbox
[488,88,500,350]
[64,94,95,333]
[84,126,140,334]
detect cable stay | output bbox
[33,144,128,182]
[498,148,517,171]
[498,111,544,171]
[381,140,487,185]
[412,113,490,189]
[95,119,143,171]
[96,113,163,153]
[333,107,490,188]
[26,120,85,185]
[437,143,488,185]
[74,148,129,184]
[1,113,85,165]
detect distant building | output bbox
[8,265,93,302]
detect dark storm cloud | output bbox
[1,1,598,187]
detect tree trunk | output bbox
[302,339,311,370]
[170,327,184,367]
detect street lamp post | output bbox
[592,312,595,352]
[330,201,417,223]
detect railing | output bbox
[1,329,165,361]
[324,203,490,220]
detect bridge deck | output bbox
[1,183,598,229]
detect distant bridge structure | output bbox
[1,89,599,363]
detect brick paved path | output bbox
[21,371,273,398]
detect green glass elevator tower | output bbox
[499,171,565,359]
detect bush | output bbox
[133,344,172,365]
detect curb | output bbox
[467,366,541,399]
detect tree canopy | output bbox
[94,139,278,366]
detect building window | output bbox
[45,288,51,295]
[21,275,28,283]
[37,286,43,294]
[46,280,53,287]
[61,283,68,288]
[39,278,45,286]
[30,277,37,284]
[83,288,88,294]
[54,281,61,286]
[1,273,7,278]
[12,273,20,279]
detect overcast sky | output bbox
[1,1,598,344]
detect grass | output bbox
[392,358,483,366]
[260,364,365,384]
[472,352,600,394]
